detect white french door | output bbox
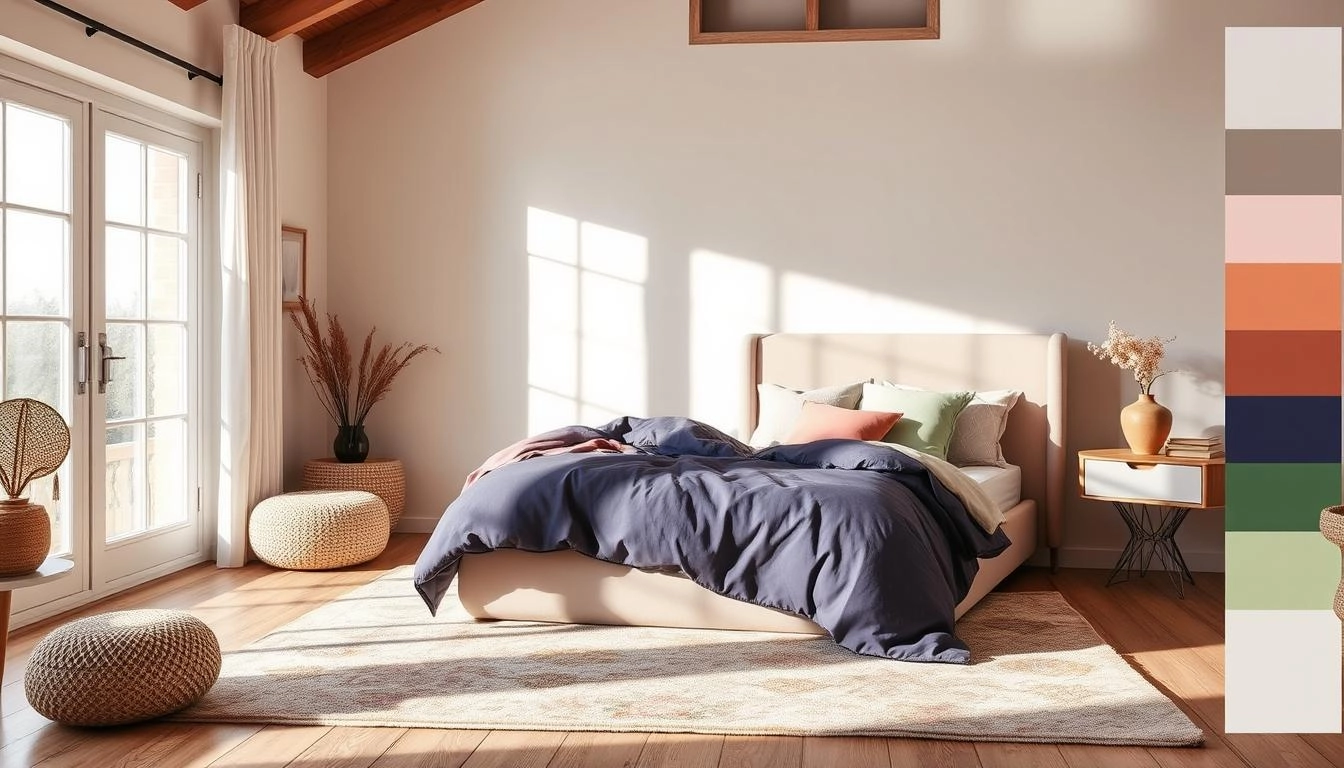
[0,76,88,610]
[1,69,208,617]
[91,111,203,588]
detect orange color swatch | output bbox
[1225,263,1341,330]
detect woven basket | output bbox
[250,490,389,570]
[25,609,221,727]
[1320,506,1344,621]
[302,458,406,529]
[0,499,50,576]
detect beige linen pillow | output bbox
[946,391,1021,468]
[749,381,866,447]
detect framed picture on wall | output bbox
[281,226,307,310]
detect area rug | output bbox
[172,567,1204,747]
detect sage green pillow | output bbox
[858,383,974,460]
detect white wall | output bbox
[326,0,1341,568]
[274,37,331,490]
[0,0,328,494]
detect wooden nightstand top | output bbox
[1077,448,1225,467]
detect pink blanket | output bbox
[463,426,636,491]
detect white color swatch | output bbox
[1225,27,1342,129]
[1226,610,1342,733]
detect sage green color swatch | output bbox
[1225,532,1340,610]
[1225,464,1342,531]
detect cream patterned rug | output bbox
[173,566,1203,747]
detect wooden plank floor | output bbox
[0,534,1322,767]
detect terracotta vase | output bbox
[1320,507,1344,628]
[1120,393,1172,455]
[0,498,50,576]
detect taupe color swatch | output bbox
[1226,130,1343,194]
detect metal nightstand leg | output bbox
[1105,502,1195,598]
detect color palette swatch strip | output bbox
[1224,26,1342,733]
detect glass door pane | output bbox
[92,111,200,587]
[1,100,74,554]
[0,75,87,613]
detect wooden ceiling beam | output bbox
[166,0,211,9]
[240,0,368,41]
[302,0,485,78]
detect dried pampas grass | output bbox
[289,296,439,427]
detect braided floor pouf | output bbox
[25,609,221,727]
[250,490,390,570]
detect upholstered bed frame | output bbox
[458,332,1067,632]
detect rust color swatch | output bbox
[1226,330,1342,395]
[1225,263,1341,330]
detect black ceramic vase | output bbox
[333,424,370,463]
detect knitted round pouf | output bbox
[25,609,220,727]
[249,490,389,570]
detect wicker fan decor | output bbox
[0,398,70,576]
[0,398,70,499]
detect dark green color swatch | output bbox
[1225,463,1342,531]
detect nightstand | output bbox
[1078,449,1226,598]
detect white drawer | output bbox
[1083,459,1204,505]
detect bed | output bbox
[441,332,1066,637]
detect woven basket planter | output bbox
[0,499,50,576]
[302,458,406,529]
[250,490,389,570]
[1320,506,1344,623]
[25,609,220,726]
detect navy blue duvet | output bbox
[413,416,1010,663]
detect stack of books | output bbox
[1163,436,1224,459]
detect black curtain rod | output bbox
[30,0,224,86]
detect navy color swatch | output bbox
[1226,396,1342,463]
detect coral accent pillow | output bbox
[783,401,902,444]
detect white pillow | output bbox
[874,382,1021,468]
[749,381,866,447]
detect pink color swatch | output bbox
[1225,195,1342,263]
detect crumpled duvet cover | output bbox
[413,416,1010,663]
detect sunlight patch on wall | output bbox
[686,254,1033,437]
[527,208,648,435]
[689,249,774,437]
[779,271,1029,334]
[1007,0,1156,55]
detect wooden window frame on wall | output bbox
[690,0,939,44]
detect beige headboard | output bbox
[744,333,1067,569]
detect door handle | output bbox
[76,332,90,395]
[98,332,126,394]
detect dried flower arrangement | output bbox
[1087,321,1173,395]
[289,296,439,431]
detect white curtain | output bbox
[218,25,284,567]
